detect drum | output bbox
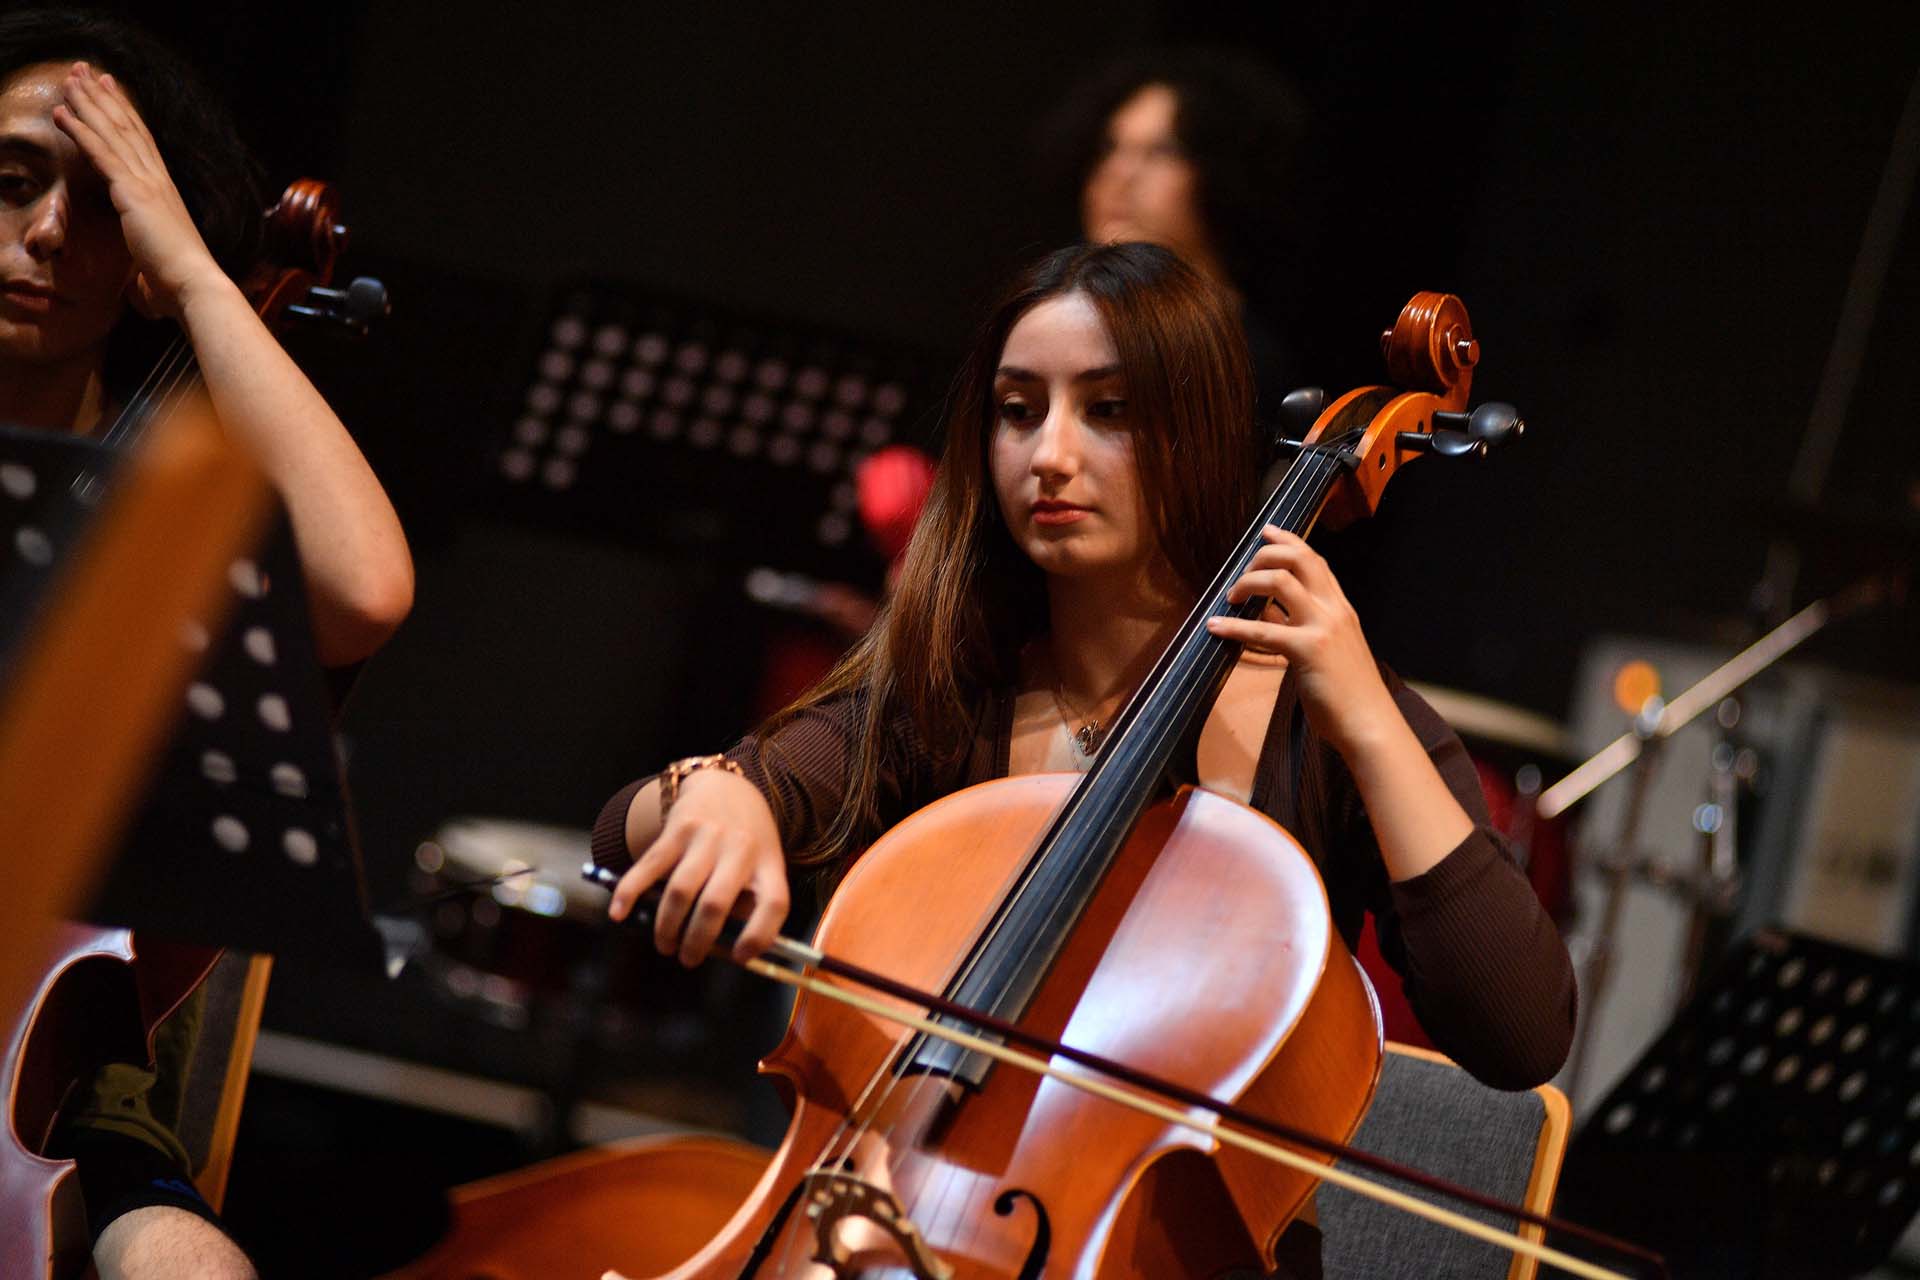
[412,817,709,1041]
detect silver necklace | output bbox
[1044,665,1127,761]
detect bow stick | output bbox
[585,868,1665,1280]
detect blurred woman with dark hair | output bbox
[1038,48,1315,424]
[2,9,411,1277]
[597,240,1571,1274]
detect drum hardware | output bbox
[405,817,747,1150]
[410,819,632,1033]
[1552,579,1889,1107]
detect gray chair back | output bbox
[1318,1045,1564,1280]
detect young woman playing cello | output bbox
[2,9,412,1277]
[597,241,1574,1273]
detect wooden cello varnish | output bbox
[690,774,1381,1277]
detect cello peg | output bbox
[1432,402,1524,450]
[1396,429,1486,458]
[1466,401,1524,448]
[1275,386,1326,439]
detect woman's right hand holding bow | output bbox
[608,770,791,967]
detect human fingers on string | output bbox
[1246,527,1342,597]
[1208,531,1315,649]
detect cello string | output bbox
[105,335,191,445]
[935,443,1336,1013]
[71,333,198,496]
[873,443,1348,1260]
[101,331,196,448]
[98,330,188,446]
[893,447,1351,1266]
[135,338,214,441]
[601,873,1663,1278]
[736,949,1636,1280]
[954,442,1339,1007]
[986,443,1346,987]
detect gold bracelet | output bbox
[659,754,744,820]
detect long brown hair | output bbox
[773,242,1256,870]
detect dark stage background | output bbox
[119,0,1917,874]
[68,1,1920,1273]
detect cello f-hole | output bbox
[992,1187,1051,1280]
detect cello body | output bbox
[665,774,1381,1278]
[1,927,218,1279]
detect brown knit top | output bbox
[592,668,1576,1091]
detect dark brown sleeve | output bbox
[588,692,879,872]
[1367,682,1578,1090]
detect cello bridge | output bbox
[801,1168,953,1280]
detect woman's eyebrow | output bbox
[994,364,1123,382]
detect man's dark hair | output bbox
[0,7,267,399]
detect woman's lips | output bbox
[1031,502,1090,526]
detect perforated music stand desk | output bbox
[1561,928,1920,1278]
[1,424,382,970]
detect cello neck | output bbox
[905,438,1355,1085]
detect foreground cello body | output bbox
[667,776,1381,1278]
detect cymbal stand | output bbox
[1563,700,1665,1107]
[1673,697,1753,1008]
[1548,581,1887,1106]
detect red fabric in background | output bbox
[857,445,935,561]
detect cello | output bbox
[591,290,1581,1279]
[0,178,383,1280]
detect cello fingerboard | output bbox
[903,445,1354,1086]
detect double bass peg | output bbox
[1434,401,1525,449]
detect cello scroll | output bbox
[1289,290,1523,529]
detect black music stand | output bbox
[1,424,383,971]
[1558,928,1920,1278]
[490,281,935,580]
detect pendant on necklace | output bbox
[1072,720,1105,758]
